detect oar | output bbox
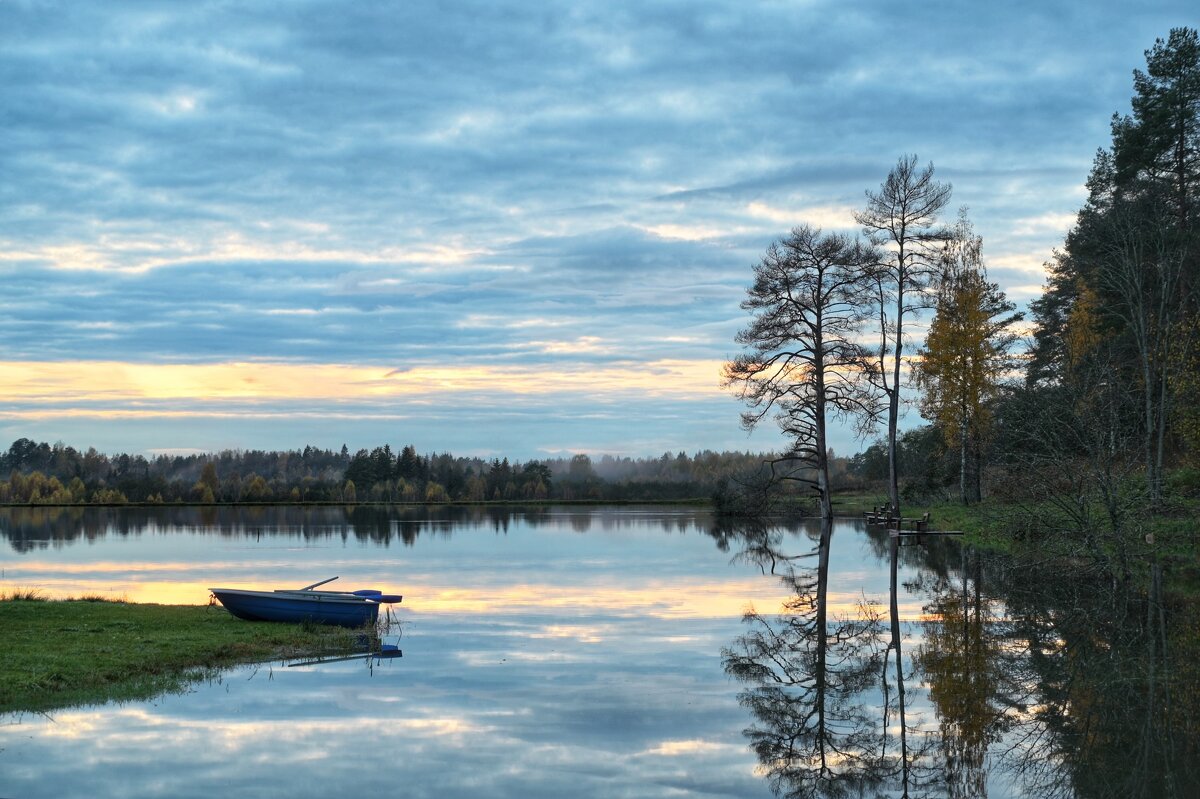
[286,649,403,667]
[300,577,339,591]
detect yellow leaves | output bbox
[917,266,1017,446]
[1169,316,1200,459]
[1065,283,1104,370]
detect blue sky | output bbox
[0,1,1192,459]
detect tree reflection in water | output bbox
[992,557,1200,799]
[914,547,1016,799]
[722,519,889,798]
[720,519,1199,799]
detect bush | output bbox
[1166,467,1200,499]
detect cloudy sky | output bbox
[1,1,1192,459]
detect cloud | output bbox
[1,0,1191,455]
[0,358,728,405]
[1010,211,1079,237]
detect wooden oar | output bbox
[285,649,403,667]
[300,576,339,590]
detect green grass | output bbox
[923,499,1017,546]
[830,490,1008,542]
[0,597,375,714]
[829,489,887,516]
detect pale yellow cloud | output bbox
[641,739,734,757]
[745,201,859,230]
[0,358,727,414]
[636,222,740,241]
[1010,211,1077,236]
[38,708,489,745]
[528,336,613,355]
[455,314,576,330]
[0,233,487,274]
[987,252,1052,277]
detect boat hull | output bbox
[210,588,381,627]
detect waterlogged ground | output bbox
[1,505,1195,798]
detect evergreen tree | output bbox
[1028,28,1200,496]
[1112,27,1200,227]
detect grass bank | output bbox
[0,595,375,714]
[833,489,1199,592]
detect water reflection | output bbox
[721,519,1200,799]
[3,505,785,609]
[990,556,1200,798]
[913,548,1014,799]
[285,644,402,668]
[724,519,886,797]
[0,504,703,552]
[2,513,776,799]
[3,507,1197,798]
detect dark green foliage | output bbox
[1024,252,1079,387]
[847,425,955,501]
[1112,27,1200,225]
[0,438,785,505]
[1020,27,1200,508]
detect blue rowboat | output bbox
[209,577,402,627]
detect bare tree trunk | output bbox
[888,535,911,797]
[960,409,969,506]
[973,433,983,503]
[724,226,879,518]
[890,286,904,516]
[858,156,952,517]
[1140,348,1159,505]
[814,520,832,767]
[1154,362,1169,505]
[815,371,833,520]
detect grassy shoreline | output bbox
[832,489,1200,591]
[0,596,377,714]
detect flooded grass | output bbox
[0,597,374,714]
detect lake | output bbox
[1,505,1195,798]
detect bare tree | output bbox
[724,226,879,518]
[856,156,953,515]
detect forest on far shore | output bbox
[0,436,841,505]
[0,425,1008,507]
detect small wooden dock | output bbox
[888,528,964,537]
[864,507,930,531]
[863,507,963,537]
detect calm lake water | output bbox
[1,505,1195,798]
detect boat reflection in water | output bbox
[721,517,1200,799]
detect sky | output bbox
[0,1,1193,460]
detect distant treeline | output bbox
[0,437,852,505]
